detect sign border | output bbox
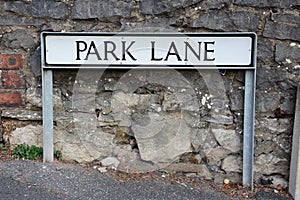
[42,32,256,69]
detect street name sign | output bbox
[42,32,256,69]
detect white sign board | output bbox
[42,32,256,69]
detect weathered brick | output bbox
[0,54,23,70]
[2,72,25,89]
[0,92,23,107]
[263,21,300,41]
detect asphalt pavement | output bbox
[0,160,293,200]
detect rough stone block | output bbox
[257,39,274,60]
[71,0,135,20]
[0,92,23,107]
[280,95,296,115]
[255,91,281,113]
[205,147,230,166]
[100,156,120,168]
[131,112,192,163]
[221,155,242,173]
[3,0,68,19]
[212,128,241,153]
[255,153,288,175]
[228,90,244,111]
[8,125,42,148]
[198,0,231,10]
[0,54,23,70]
[140,0,201,15]
[0,15,42,26]
[2,29,35,49]
[191,11,259,31]
[30,48,41,76]
[234,0,300,8]
[263,21,300,41]
[272,13,300,25]
[257,118,291,134]
[256,66,285,90]
[275,44,300,63]
[2,72,25,88]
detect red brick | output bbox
[0,92,23,106]
[2,72,25,88]
[0,54,23,70]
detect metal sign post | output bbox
[41,32,257,187]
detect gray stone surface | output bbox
[275,44,300,63]
[272,13,300,25]
[190,128,210,152]
[131,112,192,163]
[1,109,42,121]
[140,0,201,15]
[8,125,43,148]
[280,96,296,115]
[3,0,68,19]
[256,66,287,93]
[26,87,42,107]
[212,128,241,153]
[30,48,42,76]
[255,92,281,113]
[221,155,242,173]
[100,156,120,168]
[191,11,259,31]
[263,21,300,41]
[258,118,291,134]
[234,0,300,8]
[0,14,42,26]
[71,0,135,20]
[1,29,35,49]
[198,0,231,10]
[228,90,244,111]
[205,147,230,166]
[255,154,288,175]
[121,18,177,32]
[257,39,274,60]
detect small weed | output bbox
[12,144,63,160]
[1,146,9,151]
[54,149,63,160]
[13,144,43,160]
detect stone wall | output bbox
[1,0,300,186]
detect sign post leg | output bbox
[243,69,256,188]
[42,69,54,162]
[289,83,300,199]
